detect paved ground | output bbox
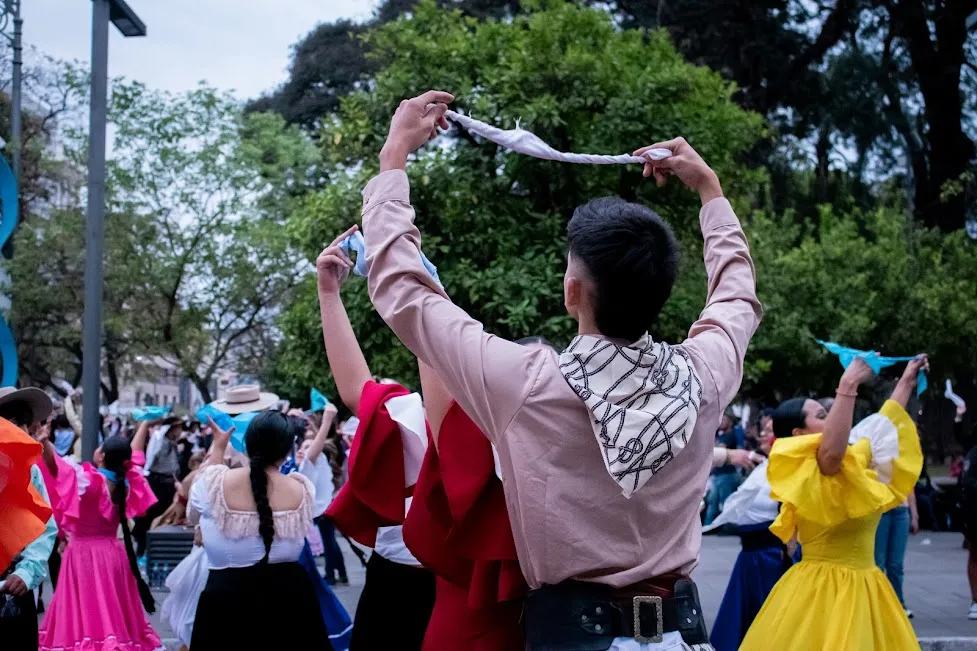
[39,532,977,649]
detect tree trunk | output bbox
[193,374,213,405]
[889,0,976,232]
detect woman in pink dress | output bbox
[38,434,162,651]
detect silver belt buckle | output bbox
[633,595,663,643]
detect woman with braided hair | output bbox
[38,435,161,651]
[188,408,330,649]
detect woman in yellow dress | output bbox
[740,354,926,651]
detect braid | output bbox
[109,463,155,613]
[249,457,275,562]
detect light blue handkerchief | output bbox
[196,404,234,432]
[132,405,172,421]
[309,387,329,412]
[339,230,441,286]
[817,340,927,396]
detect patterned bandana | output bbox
[559,334,702,498]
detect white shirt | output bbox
[702,460,779,532]
[298,454,334,516]
[189,465,315,570]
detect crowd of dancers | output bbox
[0,89,947,650]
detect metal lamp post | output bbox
[80,0,145,462]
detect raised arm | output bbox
[889,356,928,410]
[316,226,373,414]
[130,419,154,454]
[817,358,875,476]
[363,91,541,442]
[64,390,83,436]
[636,138,763,408]
[306,403,338,465]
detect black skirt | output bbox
[350,553,435,651]
[191,560,332,650]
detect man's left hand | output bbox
[380,90,455,171]
[1,574,28,597]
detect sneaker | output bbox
[968,602,977,620]
[904,608,913,619]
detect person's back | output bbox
[362,92,761,649]
[190,464,312,569]
[188,409,330,650]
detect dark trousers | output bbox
[133,472,176,556]
[316,516,348,582]
[350,553,435,651]
[0,586,38,650]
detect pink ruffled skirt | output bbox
[39,535,162,651]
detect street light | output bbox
[108,0,145,37]
[80,0,145,462]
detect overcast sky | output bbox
[22,0,378,99]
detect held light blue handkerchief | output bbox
[132,405,172,421]
[229,412,259,454]
[817,340,927,396]
[196,403,234,432]
[339,230,441,286]
[309,387,329,412]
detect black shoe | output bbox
[337,577,350,586]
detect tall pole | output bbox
[81,0,110,462]
[10,0,21,183]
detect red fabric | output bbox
[327,387,526,649]
[0,419,53,571]
[403,403,527,650]
[326,381,413,547]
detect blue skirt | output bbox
[299,541,354,651]
[709,530,799,651]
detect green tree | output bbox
[104,81,321,403]
[746,203,977,401]
[269,0,764,397]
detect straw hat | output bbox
[211,385,279,415]
[0,387,53,425]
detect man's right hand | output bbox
[316,225,358,295]
[633,137,723,205]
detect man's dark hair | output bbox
[567,197,679,341]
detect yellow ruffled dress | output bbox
[739,400,923,651]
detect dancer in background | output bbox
[705,415,795,651]
[188,410,331,649]
[0,387,57,651]
[875,464,919,618]
[316,226,435,650]
[38,429,161,651]
[740,355,926,650]
[319,225,534,649]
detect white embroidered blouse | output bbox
[188,464,315,570]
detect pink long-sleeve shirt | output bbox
[363,170,761,589]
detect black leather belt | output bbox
[525,578,708,650]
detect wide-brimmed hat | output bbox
[211,385,279,416]
[0,387,54,425]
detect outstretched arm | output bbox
[130,419,155,454]
[306,404,338,465]
[317,226,373,414]
[365,91,542,443]
[889,356,928,410]
[636,138,762,409]
[817,358,875,476]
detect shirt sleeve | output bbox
[13,466,59,590]
[362,170,544,442]
[64,398,83,436]
[679,198,763,409]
